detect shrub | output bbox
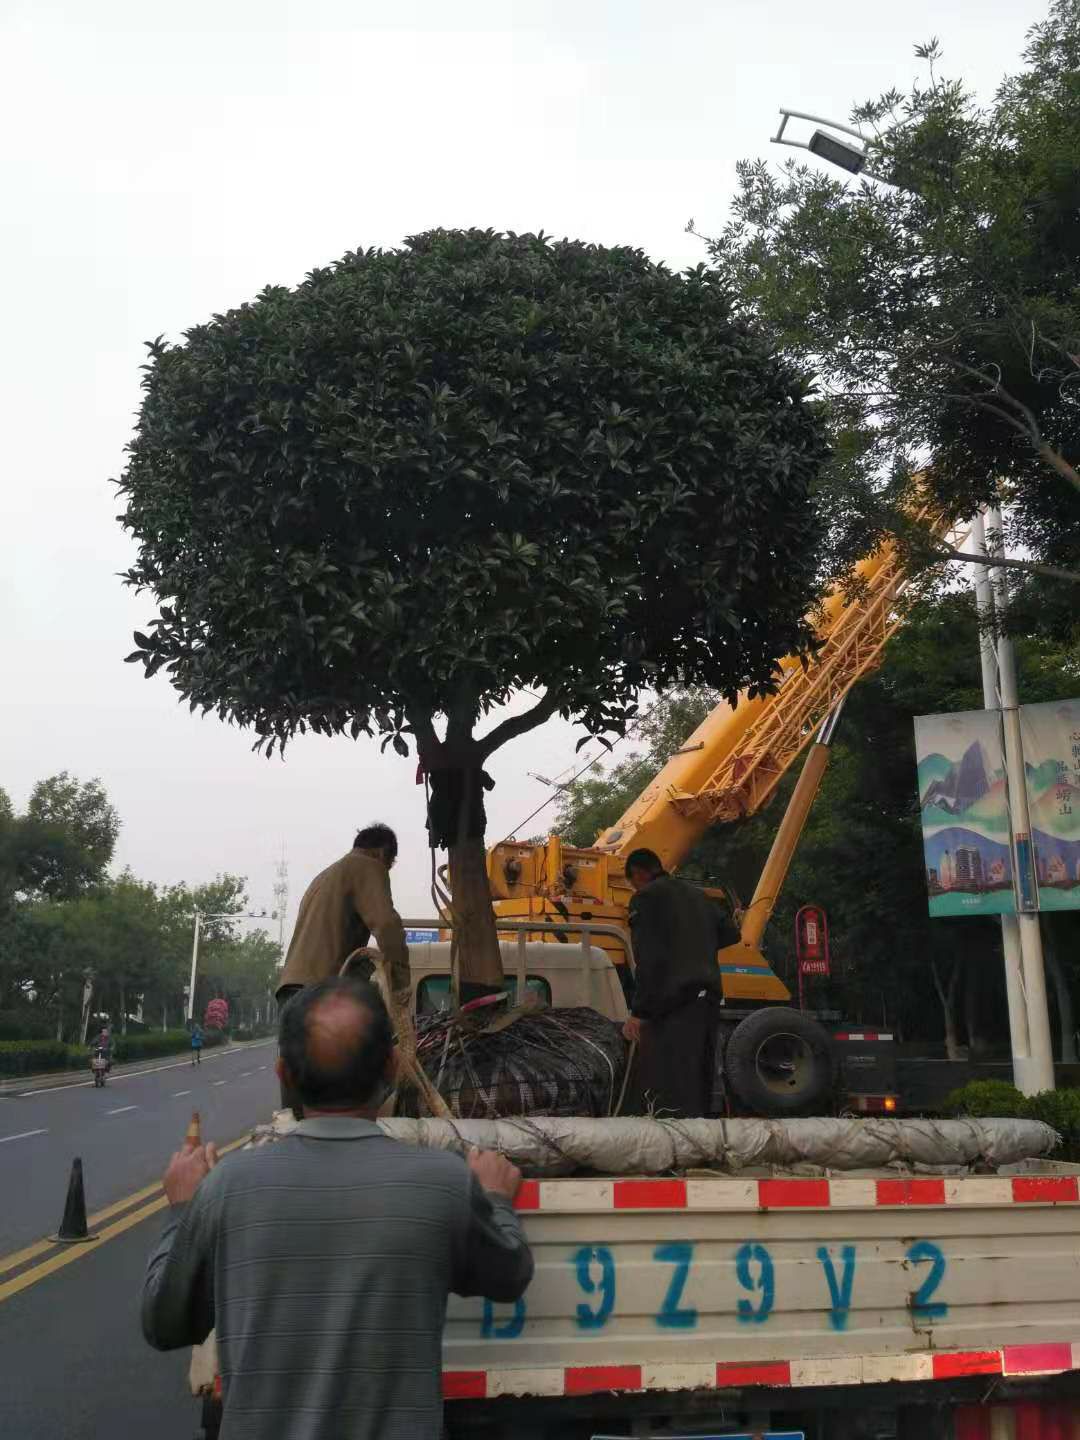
[0,1039,70,1075]
[205,999,229,1030]
[202,1026,226,1048]
[941,1079,1030,1119]
[1027,1090,1080,1162]
[111,1028,203,1063]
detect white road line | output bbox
[212,1080,226,1087]
[240,1071,253,1078]
[173,1090,191,1097]
[258,1066,268,1072]
[15,1039,277,1096]
[106,1105,138,1115]
[0,1128,49,1145]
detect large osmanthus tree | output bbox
[118,228,828,989]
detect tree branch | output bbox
[1037,442,1080,495]
[476,690,562,760]
[943,358,1080,497]
[933,537,1080,585]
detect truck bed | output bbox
[441,1171,1080,1403]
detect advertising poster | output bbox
[914,709,1015,917]
[1020,698,1080,912]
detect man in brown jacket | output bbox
[277,823,409,1113]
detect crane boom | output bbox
[487,508,960,1002]
[594,530,913,868]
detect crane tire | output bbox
[725,1007,834,1117]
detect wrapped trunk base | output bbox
[252,1110,1060,1176]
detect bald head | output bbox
[278,977,394,1111]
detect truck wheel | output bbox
[725,1007,833,1116]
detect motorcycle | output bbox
[91,1049,110,1088]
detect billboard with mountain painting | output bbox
[1020,698,1080,912]
[914,709,1015,917]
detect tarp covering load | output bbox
[253,1112,1059,1175]
[396,1005,628,1119]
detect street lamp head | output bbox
[808,129,867,174]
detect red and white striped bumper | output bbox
[444,1341,1080,1401]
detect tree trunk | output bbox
[79,979,93,1045]
[120,982,127,1035]
[930,957,963,1061]
[447,834,505,996]
[963,958,986,1059]
[1044,926,1077,1063]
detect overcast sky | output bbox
[0,0,1045,940]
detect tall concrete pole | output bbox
[986,507,1054,1093]
[970,511,1035,1090]
[187,911,202,1024]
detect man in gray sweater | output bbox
[142,977,533,1439]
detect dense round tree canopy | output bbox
[118,229,828,758]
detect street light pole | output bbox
[971,511,1038,1091]
[186,909,269,1024]
[986,509,1054,1092]
[771,108,890,182]
[186,911,202,1023]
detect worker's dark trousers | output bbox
[276,983,305,1119]
[638,993,717,1119]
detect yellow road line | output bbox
[0,1133,252,1292]
[0,1196,170,1303]
[0,1176,170,1278]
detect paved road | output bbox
[0,1219,200,1440]
[0,1041,278,1439]
[0,1039,278,1253]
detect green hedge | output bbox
[0,1039,71,1075]
[0,1026,229,1077]
[112,1029,200,1062]
[942,1081,1080,1162]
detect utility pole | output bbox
[187,911,202,1024]
[272,851,289,1029]
[985,508,1054,1092]
[187,909,269,1023]
[273,851,289,960]
[971,511,1037,1091]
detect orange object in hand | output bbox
[184,1111,202,1151]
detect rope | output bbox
[500,695,666,843]
[613,1039,637,1117]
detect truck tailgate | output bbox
[443,1174,1080,1400]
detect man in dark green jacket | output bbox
[622,848,737,1117]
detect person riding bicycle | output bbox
[91,1025,113,1072]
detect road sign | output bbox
[405,928,439,944]
[795,903,830,1009]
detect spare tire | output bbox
[724,1007,834,1116]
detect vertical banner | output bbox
[914,710,1015,917]
[1019,698,1080,912]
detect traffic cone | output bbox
[54,1157,96,1244]
[184,1111,201,1151]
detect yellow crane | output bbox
[487,518,952,1001]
